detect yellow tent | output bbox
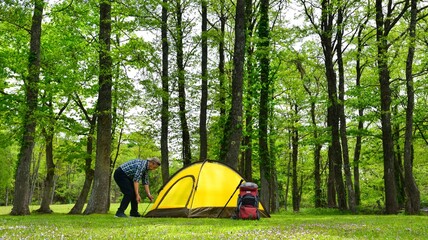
[145,160,270,218]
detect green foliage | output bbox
[54,174,85,204]
[0,141,17,205]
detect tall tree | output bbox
[69,95,96,214]
[220,0,246,169]
[36,96,69,213]
[160,0,170,183]
[199,0,208,161]
[301,0,346,209]
[216,0,227,161]
[258,0,272,213]
[321,0,346,210]
[336,0,356,213]
[84,0,113,214]
[175,0,192,166]
[242,0,256,180]
[375,0,409,214]
[353,11,371,206]
[300,60,323,208]
[218,0,227,119]
[11,0,44,216]
[403,0,420,214]
[320,0,347,210]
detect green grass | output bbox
[0,204,427,239]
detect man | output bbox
[114,157,161,217]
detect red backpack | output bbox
[236,182,260,220]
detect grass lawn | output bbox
[0,204,427,239]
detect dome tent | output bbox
[145,160,270,218]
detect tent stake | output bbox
[217,179,244,218]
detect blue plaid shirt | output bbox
[119,159,149,185]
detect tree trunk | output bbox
[353,19,368,207]
[243,93,253,181]
[29,147,42,205]
[292,105,299,212]
[242,120,253,181]
[375,0,399,214]
[218,0,226,120]
[314,137,322,208]
[221,0,245,170]
[37,127,55,213]
[311,98,322,208]
[199,0,208,161]
[300,62,322,208]
[403,0,420,214]
[161,0,170,184]
[269,109,279,212]
[84,0,113,214]
[284,146,292,210]
[327,151,336,208]
[393,120,406,207]
[69,113,96,214]
[258,0,271,212]
[336,4,356,213]
[11,0,44,216]
[330,73,346,211]
[175,0,192,166]
[320,0,346,210]
[69,159,94,214]
[242,0,255,181]
[218,1,227,160]
[353,114,363,206]
[268,77,278,212]
[37,96,68,213]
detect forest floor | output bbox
[0,204,427,239]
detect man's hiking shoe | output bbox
[130,212,141,217]
[115,212,128,218]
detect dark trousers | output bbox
[114,167,139,215]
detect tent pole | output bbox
[142,201,152,216]
[217,179,244,218]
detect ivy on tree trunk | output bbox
[258,0,271,213]
[11,0,44,216]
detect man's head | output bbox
[148,157,161,170]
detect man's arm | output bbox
[144,184,154,201]
[134,181,141,203]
